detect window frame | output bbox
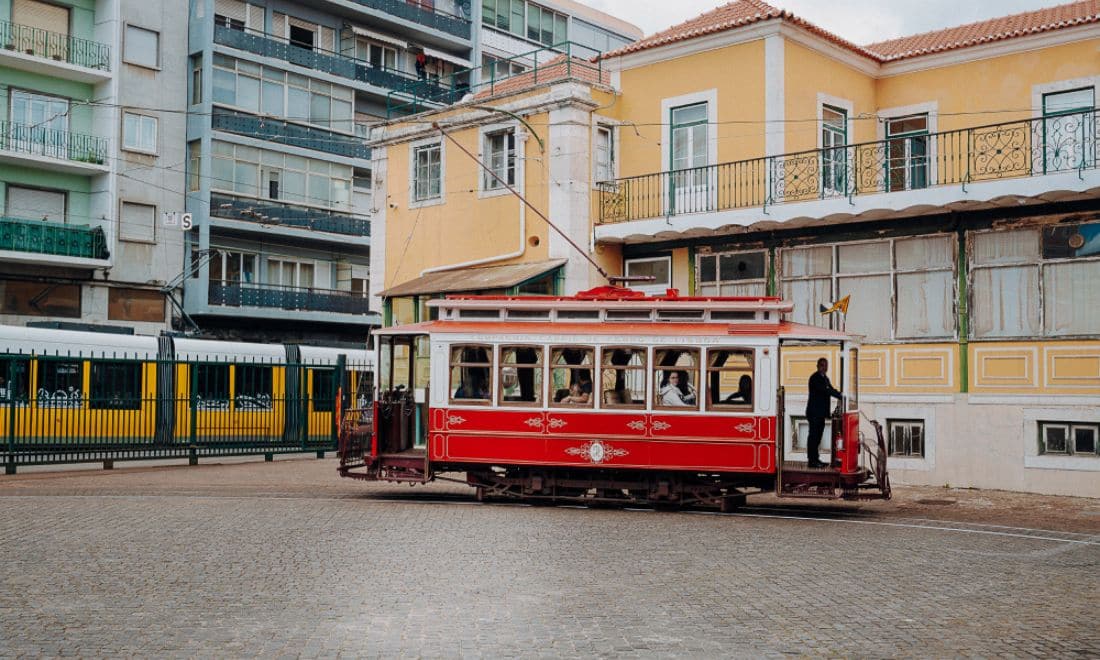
[623,256,672,296]
[548,345,595,409]
[594,123,616,184]
[598,346,647,410]
[821,104,848,195]
[887,419,925,458]
[123,24,160,70]
[449,344,493,406]
[652,347,701,412]
[497,344,544,407]
[118,200,157,244]
[695,249,768,297]
[1039,421,1100,457]
[481,126,517,194]
[704,347,755,412]
[121,111,158,154]
[409,139,444,207]
[89,360,144,410]
[35,358,84,409]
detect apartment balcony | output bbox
[208,281,372,315]
[213,25,451,103]
[0,216,110,268]
[595,110,1100,240]
[210,192,370,239]
[211,108,370,160]
[348,0,471,40]
[0,120,109,175]
[0,19,111,83]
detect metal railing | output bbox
[208,281,372,315]
[385,41,603,118]
[597,109,1100,224]
[211,108,370,160]
[0,120,108,165]
[210,192,370,237]
[350,0,471,38]
[0,19,111,71]
[0,216,109,260]
[0,353,374,470]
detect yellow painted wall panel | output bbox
[783,41,877,154]
[1044,343,1100,391]
[857,348,889,389]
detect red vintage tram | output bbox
[338,287,890,509]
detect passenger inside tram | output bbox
[659,371,697,406]
[723,375,753,404]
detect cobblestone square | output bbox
[0,457,1097,658]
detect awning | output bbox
[422,46,472,68]
[349,25,408,49]
[381,259,567,297]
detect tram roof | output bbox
[375,320,851,341]
[430,286,794,313]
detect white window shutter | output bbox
[120,201,155,243]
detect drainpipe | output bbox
[420,193,526,275]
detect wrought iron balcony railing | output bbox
[0,120,108,165]
[0,19,111,71]
[211,108,370,160]
[0,216,109,260]
[597,109,1100,224]
[349,0,471,39]
[211,192,370,237]
[209,281,372,315]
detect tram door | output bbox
[377,334,430,453]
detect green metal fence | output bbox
[0,352,374,472]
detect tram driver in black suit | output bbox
[805,357,843,468]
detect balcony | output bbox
[213,25,449,102]
[0,20,111,82]
[0,120,109,174]
[348,0,471,40]
[0,216,109,261]
[211,192,370,238]
[597,110,1100,225]
[208,281,371,315]
[211,108,370,160]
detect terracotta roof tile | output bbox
[601,0,1100,64]
[866,0,1100,60]
[473,55,610,99]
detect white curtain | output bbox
[971,266,1040,337]
[837,274,891,341]
[1044,261,1100,335]
[897,271,954,338]
[782,278,831,327]
[972,229,1039,266]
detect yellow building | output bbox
[369,0,1100,497]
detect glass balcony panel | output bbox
[208,281,371,314]
[0,216,108,260]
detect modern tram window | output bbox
[706,349,754,411]
[450,345,492,404]
[0,357,30,403]
[36,359,84,408]
[235,365,273,410]
[653,348,700,410]
[498,345,543,406]
[195,364,230,410]
[89,361,144,410]
[599,347,646,408]
[549,346,594,408]
[312,368,335,412]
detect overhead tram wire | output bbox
[432,121,614,284]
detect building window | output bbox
[483,129,516,191]
[187,141,201,191]
[821,105,847,194]
[413,142,442,202]
[1040,87,1095,172]
[4,185,66,223]
[670,102,709,210]
[8,90,69,158]
[885,114,929,191]
[210,140,352,209]
[190,55,203,105]
[594,125,614,183]
[697,250,767,296]
[970,223,1100,338]
[367,42,398,70]
[119,201,155,243]
[209,248,257,285]
[780,235,956,341]
[887,419,925,457]
[480,54,525,79]
[351,277,369,297]
[624,256,671,295]
[122,112,157,153]
[123,25,160,69]
[267,258,315,289]
[1040,422,1099,456]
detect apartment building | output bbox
[182,0,479,343]
[0,0,187,334]
[368,0,1100,497]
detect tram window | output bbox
[312,369,335,412]
[450,345,492,404]
[195,364,230,410]
[498,346,543,406]
[235,365,273,410]
[379,337,393,392]
[653,348,700,410]
[0,358,30,403]
[706,349,754,411]
[550,347,594,407]
[89,361,143,410]
[600,347,646,408]
[557,310,599,320]
[847,347,859,411]
[36,359,83,408]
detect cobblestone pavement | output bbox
[1,457,1098,658]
